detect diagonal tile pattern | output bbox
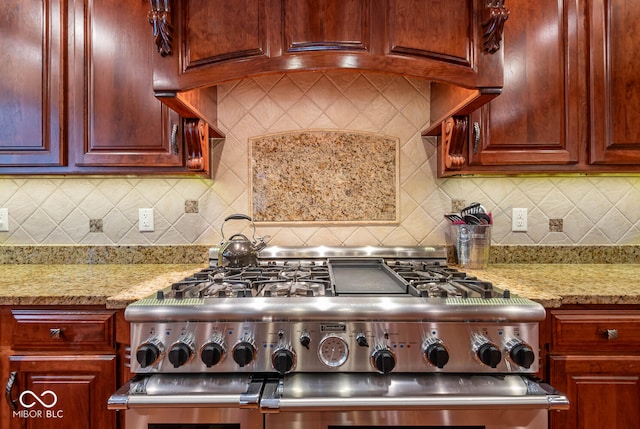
[0,71,639,246]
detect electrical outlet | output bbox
[139,208,154,232]
[512,208,528,232]
[0,208,8,232]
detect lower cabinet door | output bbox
[7,355,116,429]
[550,355,640,429]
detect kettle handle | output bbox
[221,214,257,242]
[224,214,252,222]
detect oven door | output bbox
[108,374,264,429]
[261,373,569,429]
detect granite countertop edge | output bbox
[0,262,639,309]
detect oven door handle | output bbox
[108,379,263,410]
[268,395,570,411]
[261,382,569,412]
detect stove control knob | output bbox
[477,343,502,368]
[201,340,226,367]
[424,342,450,369]
[136,339,163,368]
[168,342,194,368]
[299,333,311,349]
[272,347,296,375]
[508,341,536,369]
[356,333,369,348]
[232,341,256,367]
[371,347,396,374]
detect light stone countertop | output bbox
[0,263,639,309]
[0,264,206,308]
[463,264,640,308]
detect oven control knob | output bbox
[299,333,311,349]
[371,347,396,374]
[477,343,502,368]
[168,342,194,368]
[356,333,369,348]
[272,347,296,374]
[201,342,226,367]
[425,342,450,368]
[509,343,536,369]
[136,342,162,368]
[232,341,256,367]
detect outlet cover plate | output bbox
[0,208,8,232]
[512,208,528,232]
[139,208,154,232]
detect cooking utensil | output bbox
[218,214,268,267]
[475,213,492,225]
[461,202,487,216]
[463,214,482,225]
[444,214,465,224]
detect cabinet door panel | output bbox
[72,0,182,167]
[589,0,640,164]
[388,0,471,66]
[0,0,65,166]
[186,0,268,65]
[8,355,116,429]
[284,0,369,52]
[467,0,580,167]
[550,355,640,429]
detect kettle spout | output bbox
[255,235,270,251]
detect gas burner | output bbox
[257,279,331,297]
[279,268,312,281]
[202,281,255,298]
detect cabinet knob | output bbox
[49,328,63,339]
[603,329,618,340]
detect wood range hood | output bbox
[147,0,509,170]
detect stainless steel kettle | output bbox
[218,214,267,267]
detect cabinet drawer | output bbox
[550,310,640,353]
[11,309,115,351]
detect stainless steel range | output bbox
[109,246,568,429]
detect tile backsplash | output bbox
[0,71,639,247]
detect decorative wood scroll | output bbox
[148,0,172,56]
[441,116,468,170]
[482,0,509,54]
[184,119,206,171]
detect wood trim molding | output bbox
[148,0,172,56]
[482,0,509,54]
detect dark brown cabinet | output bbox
[438,0,640,175]
[70,0,184,170]
[155,0,505,130]
[0,0,66,167]
[587,0,640,165]
[1,307,125,429]
[0,0,200,175]
[544,308,640,429]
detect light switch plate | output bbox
[139,208,154,232]
[0,208,8,232]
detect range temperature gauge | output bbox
[318,335,349,368]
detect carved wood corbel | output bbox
[482,0,509,54]
[441,116,468,171]
[148,0,173,56]
[184,119,207,171]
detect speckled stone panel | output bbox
[250,131,398,223]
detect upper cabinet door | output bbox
[0,0,66,167]
[156,0,501,91]
[589,0,640,164]
[71,0,183,168]
[460,0,581,173]
[284,0,369,53]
